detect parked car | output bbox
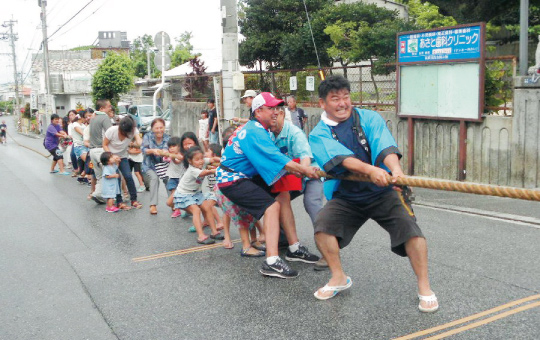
[141,108,170,135]
[129,105,163,131]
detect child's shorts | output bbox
[166,178,180,191]
[174,192,205,209]
[204,191,217,202]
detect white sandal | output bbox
[314,277,353,300]
[418,293,439,313]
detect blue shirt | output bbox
[271,121,313,161]
[141,132,170,172]
[310,108,401,202]
[218,120,290,186]
[44,123,62,150]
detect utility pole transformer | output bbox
[220,0,241,120]
[39,0,52,114]
[1,20,20,117]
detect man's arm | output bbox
[211,114,218,132]
[341,157,391,187]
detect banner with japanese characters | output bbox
[398,25,481,63]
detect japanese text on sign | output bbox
[398,26,481,63]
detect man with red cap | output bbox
[217,92,320,278]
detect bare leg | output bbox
[222,214,234,249]
[186,205,205,240]
[50,160,57,172]
[201,200,218,235]
[276,192,299,245]
[135,171,144,186]
[264,201,281,257]
[405,237,438,310]
[315,232,348,298]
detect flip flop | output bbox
[314,277,353,300]
[50,170,59,174]
[418,293,439,313]
[197,237,215,245]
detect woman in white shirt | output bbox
[103,116,143,210]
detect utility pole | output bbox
[39,0,52,114]
[1,19,20,118]
[519,0,529,76]
[220,0,241,120]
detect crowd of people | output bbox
[40,75,439,310]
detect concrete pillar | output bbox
[511,76,540,188]
[220,0,241,120]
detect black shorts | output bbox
[219,179,276,220]
[314,190,424,257]
[48,147,63,161]
[128,159,141,173]
[0,131,6,138]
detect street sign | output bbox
[154,51,171,71]
[306,76,315,91]
[154,31,171,50]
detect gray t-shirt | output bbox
[104,126,139,158]
[89,111,113,149]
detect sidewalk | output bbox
[413,187,540,223]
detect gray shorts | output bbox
[314,190,424,257]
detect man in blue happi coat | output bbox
[309,76,438,312]
[217,92,320,279]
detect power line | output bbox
[49,0,107,43]
[47,0,94,41]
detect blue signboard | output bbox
[398,25,481,63]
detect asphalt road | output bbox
[1,118,539,340]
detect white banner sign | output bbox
[306,76,315,91]
[289,76,298,91]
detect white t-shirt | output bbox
[175,159,210,194]
[83,125,91,146]
[71,122,85,146]
[166,159,187,179]
[198,118,209,141]
[127,144,144,163]
[104,126,139,158]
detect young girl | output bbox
[204,144,224,230]
[172,146,224,244]
[164,137,186,218]
[100,151,121,213]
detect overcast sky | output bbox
[0,0,224,85]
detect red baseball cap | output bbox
[251,92,284,112]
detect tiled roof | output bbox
[32,59,102,72]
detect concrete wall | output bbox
[170,101,207,137]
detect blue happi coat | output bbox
[309,108,401,200]
[217,120,290,186]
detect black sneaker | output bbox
[260,257,298,279]
[285,245,320,264]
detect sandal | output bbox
[197,236,215,245]
[314,277,353,300]
[210,232,225,240]
[418,293,439,313]
[117,203,131,211]
[131,201,143,209]
[240,247,265,257]
[251,241,266,251]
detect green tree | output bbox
[239,0,332,70]
[131,34,155,79]
[324,20,359,77]
[402,0,456,29]
[170,32,195,68]
[92,52,134,107]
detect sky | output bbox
[0,0,225,85]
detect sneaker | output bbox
[314,258,329,271]
[136,185,146,193]
[188,226,196,233]
[171,210,182,218]
[106,206,120,213]
[260,257,298,279]
[285,245,320,264]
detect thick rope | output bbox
[316,171,540,202]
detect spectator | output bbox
[141,118,170,215]
[284,96,308,130]
[44,114,69,175]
